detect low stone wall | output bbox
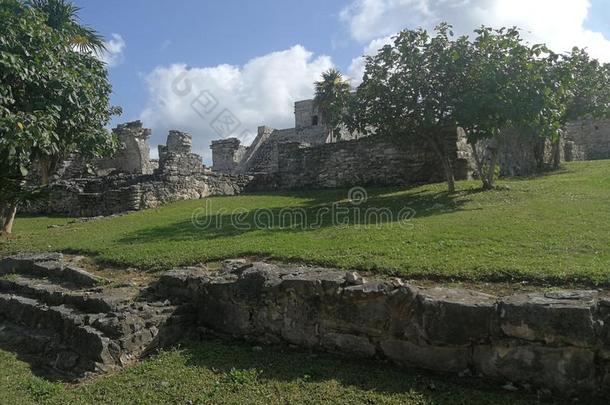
[249,130,473,190]
[157,261,610,397]
[565,119,610,161]
[491,129,557,177]
[22,172,250,217]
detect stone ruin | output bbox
[2,251,610,398]
[211,98,610,189]
[23,121,250,217]
[23,99,610,217]
[211,99,474,190]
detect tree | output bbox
[28,0,110,183]
[28,0,106,53]
[313,69,351,139]
[348,24,470,192]
[0,0,117,235]
[462,34,610,185]
[560,48,610,122]
[457,27,563,189]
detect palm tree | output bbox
[27,0,107,185]
[29,0,106,54]
[314,69,351,139]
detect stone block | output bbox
[412,287,497,346]
[499,291,597,347]
[321,332,376,357]
[473,340,596,395]
[380,339,470,373]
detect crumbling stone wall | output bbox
[95,121,154,176]
[210,138,247,173]
[248,128,472,190]
[565,119,610,161]
[157,260,610,397]
[22,128,251,217]
[484,129,558,177]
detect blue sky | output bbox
[73,0,610,161]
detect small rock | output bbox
[345,272,365,285]
[252,346,263,352]
[502,382,519,392]
[390,277,405,287]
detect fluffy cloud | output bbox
[140,45,333,161]
[343,0,610,82]
[99,33,126,67]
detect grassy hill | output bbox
[1,160,610,285]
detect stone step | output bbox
[0,289,191,380]
[0,253,105,288]
[0,321,78,379]
[0,293,115,372]
[0,275,137,314]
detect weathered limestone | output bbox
[3,253,610,397]
[254,129,473,190]
[96,121,154,176]
[22,127,251,217]
[210,138,247,174]
[565,119,610,161]
[0,253,191,380]
[155,260,610,397]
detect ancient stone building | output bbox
[211,99,335,176]
[23,122,250,217]
[210,98,473,189]
[95,121,155,176]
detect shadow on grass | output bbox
[177,339,540,404]
[118,186,482,245]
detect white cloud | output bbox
[342,0,610,83]
[100,33,126,67]
[140,45,333,162]
[348,35,394,85]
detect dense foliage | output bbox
[344,24,610,191]
[0,0,117,233]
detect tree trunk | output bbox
[551,140,561,170]
[485,144,499,189]
[469,138,497,190]
[39,156,58,186]
[0,202,17,235]
[440,155,456,193]
[427,135,456,193]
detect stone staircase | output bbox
[0,253,191,381]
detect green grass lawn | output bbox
[1,160,610,285]
[0,340,547,405]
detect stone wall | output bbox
[484,129,558,177]
[249,128,473,190]
[95,121,154,176]
[565,119,610,161]
[210,138,247,173]
[22,129,251,217]
[156,260,610,397]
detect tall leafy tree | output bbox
[457,27,563,189]
[559,47,610,123]
[348,24,470,192]
[314,69,351,139]
[0,0,117,234]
